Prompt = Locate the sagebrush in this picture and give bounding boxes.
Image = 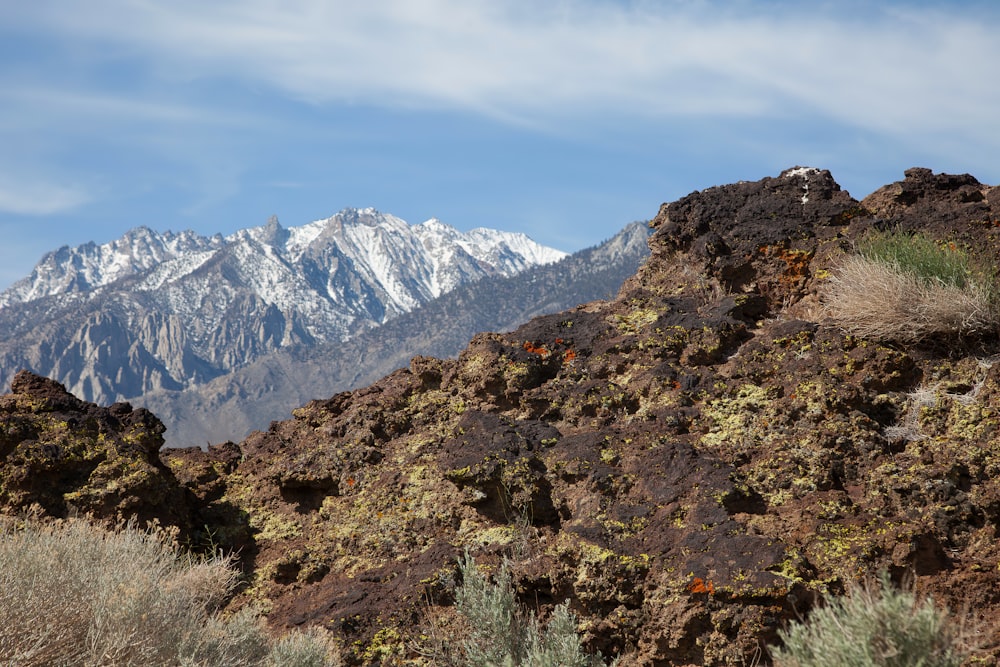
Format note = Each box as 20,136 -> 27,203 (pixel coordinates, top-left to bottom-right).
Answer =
429,551 -> 608,667
771,572 -> 971,667
0,517 -> 340,667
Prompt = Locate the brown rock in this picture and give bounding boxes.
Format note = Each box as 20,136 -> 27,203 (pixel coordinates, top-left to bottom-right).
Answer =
0,370 -> 193,535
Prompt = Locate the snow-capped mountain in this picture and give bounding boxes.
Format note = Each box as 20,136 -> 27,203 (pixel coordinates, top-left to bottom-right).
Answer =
0,209 -> 566,405
140,221 -> 653,447
0,227 -> 225,308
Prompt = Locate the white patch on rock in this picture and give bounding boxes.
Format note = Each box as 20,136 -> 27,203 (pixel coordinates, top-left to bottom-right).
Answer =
784,167 -> 819,204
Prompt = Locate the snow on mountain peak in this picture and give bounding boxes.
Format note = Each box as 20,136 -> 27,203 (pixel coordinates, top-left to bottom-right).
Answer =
417,218 -> 453,232
0,205 -> 596,415
0,226 -> 223,308
0,209 -> 568,330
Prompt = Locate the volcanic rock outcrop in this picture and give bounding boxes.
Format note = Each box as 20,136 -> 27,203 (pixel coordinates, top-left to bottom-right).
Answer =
0,370 -> 194,532
4,167 -> 1000,665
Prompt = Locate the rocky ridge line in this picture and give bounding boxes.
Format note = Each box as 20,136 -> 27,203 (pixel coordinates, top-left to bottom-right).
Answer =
3,167 -> 1000,665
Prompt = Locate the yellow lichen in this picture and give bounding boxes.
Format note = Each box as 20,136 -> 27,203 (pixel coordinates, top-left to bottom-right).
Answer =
610,308 -> 662,334
250,510 -> 302,541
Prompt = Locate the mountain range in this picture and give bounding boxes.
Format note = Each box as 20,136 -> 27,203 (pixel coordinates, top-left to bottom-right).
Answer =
0,209 -> 650,446
139,220 -> 651,446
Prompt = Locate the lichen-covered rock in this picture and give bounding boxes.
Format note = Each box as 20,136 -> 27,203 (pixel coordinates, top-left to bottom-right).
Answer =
0,370 -> 194,534
165,167 -> 1000,665
7,167 -> 1000,665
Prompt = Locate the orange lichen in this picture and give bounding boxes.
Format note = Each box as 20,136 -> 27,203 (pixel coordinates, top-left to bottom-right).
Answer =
688,577 -> 715,594
523,341 -> 551,358
758,244 -> 814,291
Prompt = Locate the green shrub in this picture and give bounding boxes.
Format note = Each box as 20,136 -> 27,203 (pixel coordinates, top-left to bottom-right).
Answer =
822,230 -> 1000,343
856,231 -> 981,289
453,552 -> 608,667
455,552 -> 524,666
0,517 -> 340,667
771,572 -> 969,667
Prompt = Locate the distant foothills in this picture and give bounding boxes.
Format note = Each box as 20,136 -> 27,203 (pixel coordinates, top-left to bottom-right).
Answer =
0,210 -> 651,447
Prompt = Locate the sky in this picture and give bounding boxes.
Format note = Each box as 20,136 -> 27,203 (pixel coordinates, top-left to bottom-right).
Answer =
2,0 -> 1000,291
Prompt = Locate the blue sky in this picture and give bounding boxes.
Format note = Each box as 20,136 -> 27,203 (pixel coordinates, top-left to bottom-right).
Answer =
2,1 -> 999,291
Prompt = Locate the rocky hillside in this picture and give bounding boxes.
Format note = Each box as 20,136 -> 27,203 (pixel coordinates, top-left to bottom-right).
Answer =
0,210 -> 565,406
4,167 -> 1000,665
139,221 -> 651,447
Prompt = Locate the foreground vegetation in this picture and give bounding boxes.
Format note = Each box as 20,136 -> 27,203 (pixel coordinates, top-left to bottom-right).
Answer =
0,487 -> 978,667
771,572 -> 972,667
0,517 -> 610,666
823,230 -> 1000,343
441,554 -> 974,666
448,552 -> 608,667
0,517 -> 338,667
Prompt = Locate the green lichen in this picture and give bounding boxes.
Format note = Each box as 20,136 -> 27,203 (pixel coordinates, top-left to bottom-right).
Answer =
358,626 -> 407,663
599,446 -> 619,465
699,383 -> 781,452
610,308 -> 662,334
804,520 -> 894,581
503,359 -> 532,385
467,523 -> 525,548
250,510 -> 302,542
459,353 -> 493,379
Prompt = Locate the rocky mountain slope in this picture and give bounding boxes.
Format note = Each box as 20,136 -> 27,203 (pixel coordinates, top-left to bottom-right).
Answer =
0,209 -> 565,405
3,167 -> 1000,665
139,221 -> 651,447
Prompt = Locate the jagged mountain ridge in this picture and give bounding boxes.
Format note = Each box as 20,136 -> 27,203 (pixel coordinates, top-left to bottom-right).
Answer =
0,209 -> 566,405
139,221 -> 652,447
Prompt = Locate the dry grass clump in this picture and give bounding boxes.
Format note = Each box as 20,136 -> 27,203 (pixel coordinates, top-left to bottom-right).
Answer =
0,517 -> 340,667
771,572 -> 973,667
822,231 -> 1000,343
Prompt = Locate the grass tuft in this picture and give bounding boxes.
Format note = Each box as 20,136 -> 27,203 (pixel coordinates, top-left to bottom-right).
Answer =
822,231 -> 1000,343
856,231 -> 978,289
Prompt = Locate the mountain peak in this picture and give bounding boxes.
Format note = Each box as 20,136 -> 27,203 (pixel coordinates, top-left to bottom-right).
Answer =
0,209 -> 567,404
332,206 -> 402,228
416,217 -> 453,231
235,215 -> 290,248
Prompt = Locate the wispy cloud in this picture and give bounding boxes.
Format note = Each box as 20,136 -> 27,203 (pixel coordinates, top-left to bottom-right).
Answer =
0,177 -> 90,216
8,1 -> 999,140
0,83 -> 266,143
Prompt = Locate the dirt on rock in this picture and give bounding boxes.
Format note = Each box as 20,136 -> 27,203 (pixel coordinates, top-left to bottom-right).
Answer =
5,166 -> 1000,665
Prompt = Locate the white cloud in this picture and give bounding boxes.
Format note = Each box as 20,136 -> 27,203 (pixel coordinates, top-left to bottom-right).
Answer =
9,0 -> 998,141
0,86 -> 260,131
0,178 -> 90,215
3,0 -> 999,218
